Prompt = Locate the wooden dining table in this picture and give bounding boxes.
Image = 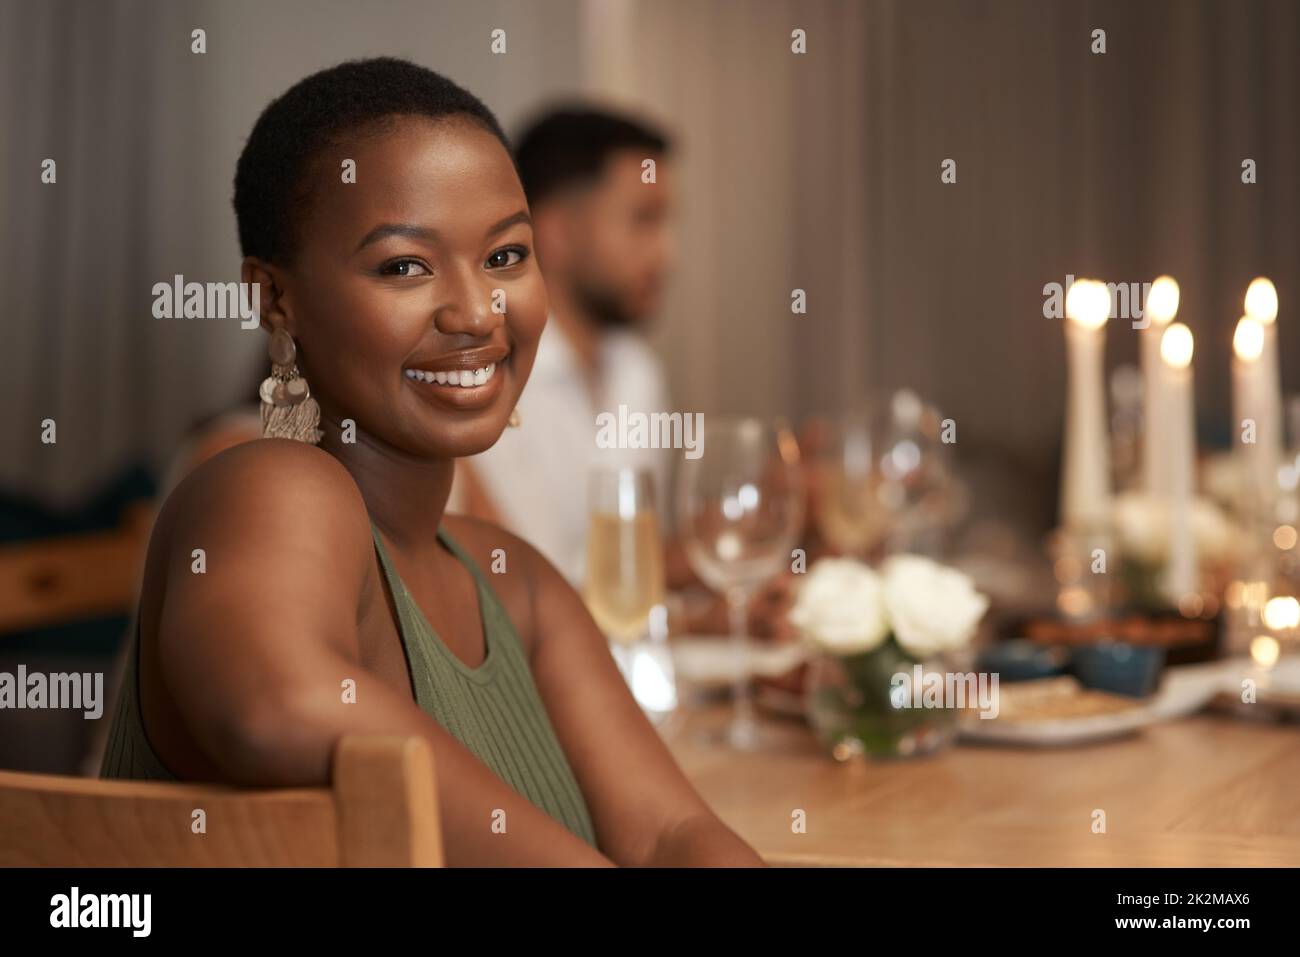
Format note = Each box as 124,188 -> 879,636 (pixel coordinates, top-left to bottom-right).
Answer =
668,704 -> 1300,866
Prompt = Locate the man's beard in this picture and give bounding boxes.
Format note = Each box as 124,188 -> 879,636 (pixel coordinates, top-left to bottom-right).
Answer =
572,277 -> 638,329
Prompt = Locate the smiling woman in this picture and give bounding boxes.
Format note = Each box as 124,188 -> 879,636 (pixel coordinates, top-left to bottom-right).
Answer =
96,57 -> 762,868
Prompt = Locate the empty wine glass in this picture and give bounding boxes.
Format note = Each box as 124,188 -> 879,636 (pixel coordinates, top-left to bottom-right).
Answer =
676,417 -> 804,749
814,411 -> 894,559
878,390 -> 960,556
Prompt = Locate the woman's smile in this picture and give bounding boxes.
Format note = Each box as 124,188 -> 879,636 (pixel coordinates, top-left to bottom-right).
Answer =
402,345 -> 511,412
404,362 -> 496,387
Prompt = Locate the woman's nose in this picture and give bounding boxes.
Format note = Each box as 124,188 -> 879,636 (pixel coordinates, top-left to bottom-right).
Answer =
433,266 -> 504,337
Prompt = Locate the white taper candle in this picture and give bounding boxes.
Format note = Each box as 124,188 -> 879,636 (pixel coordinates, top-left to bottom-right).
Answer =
1233,316 -> 1271,510
1061,279 -> 1112,530
1245,278 -> 1281,508
1161,323 -> 1197,603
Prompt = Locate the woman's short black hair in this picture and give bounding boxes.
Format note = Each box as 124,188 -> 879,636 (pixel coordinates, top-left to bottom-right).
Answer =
233,57 -> 512,265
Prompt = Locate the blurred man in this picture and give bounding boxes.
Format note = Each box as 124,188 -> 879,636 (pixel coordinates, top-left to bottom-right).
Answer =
453,106 -> 676,586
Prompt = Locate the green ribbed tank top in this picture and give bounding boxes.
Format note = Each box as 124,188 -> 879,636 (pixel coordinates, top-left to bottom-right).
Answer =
100,522 -> 597,847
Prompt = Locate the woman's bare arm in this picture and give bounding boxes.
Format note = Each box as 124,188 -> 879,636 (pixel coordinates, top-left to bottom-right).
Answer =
147,441 -> 612,866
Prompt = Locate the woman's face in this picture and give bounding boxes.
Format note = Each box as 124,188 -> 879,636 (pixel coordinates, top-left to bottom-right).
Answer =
274,115 -> 547,459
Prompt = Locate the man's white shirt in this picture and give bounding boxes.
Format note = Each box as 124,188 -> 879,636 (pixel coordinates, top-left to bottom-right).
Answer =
453,319 -> 672,585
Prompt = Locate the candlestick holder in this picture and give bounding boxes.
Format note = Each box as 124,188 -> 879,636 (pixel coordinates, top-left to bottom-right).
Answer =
1048,521 -> 1115,621
1221,458 -> 1300,659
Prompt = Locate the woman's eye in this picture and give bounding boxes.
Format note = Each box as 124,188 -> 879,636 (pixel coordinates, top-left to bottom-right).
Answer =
485,246 -> 528,269
380,258 -> 431,277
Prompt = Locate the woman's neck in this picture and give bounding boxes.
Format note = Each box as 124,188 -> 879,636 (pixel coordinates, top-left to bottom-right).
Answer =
317,414 -> 454,555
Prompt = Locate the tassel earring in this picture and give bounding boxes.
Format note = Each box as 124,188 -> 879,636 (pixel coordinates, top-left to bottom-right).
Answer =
260,328 -> 322,444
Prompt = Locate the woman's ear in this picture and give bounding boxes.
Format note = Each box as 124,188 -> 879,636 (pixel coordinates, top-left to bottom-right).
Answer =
241,257 -> 294,335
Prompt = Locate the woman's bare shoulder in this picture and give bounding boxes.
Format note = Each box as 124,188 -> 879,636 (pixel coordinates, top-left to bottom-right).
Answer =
152,438 -> 374,576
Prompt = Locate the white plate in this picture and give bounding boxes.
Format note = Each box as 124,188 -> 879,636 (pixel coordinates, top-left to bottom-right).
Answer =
960,701 -> 1155,746
959,660 -> 1237,747
671,637 -> 808,686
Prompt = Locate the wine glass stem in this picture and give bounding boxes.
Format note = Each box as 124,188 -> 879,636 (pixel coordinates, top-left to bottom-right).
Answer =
726,586 -> 755,740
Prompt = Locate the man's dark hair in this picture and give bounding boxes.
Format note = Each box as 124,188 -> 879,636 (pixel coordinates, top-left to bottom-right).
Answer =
233,57 -> 511,264
513,106 -> 671,208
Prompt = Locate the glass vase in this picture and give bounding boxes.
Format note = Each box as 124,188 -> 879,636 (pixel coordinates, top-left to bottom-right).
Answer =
805,637 -> 958,760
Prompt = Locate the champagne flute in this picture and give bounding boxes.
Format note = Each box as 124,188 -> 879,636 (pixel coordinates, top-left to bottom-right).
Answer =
584,467 -> 677,724
676,417 -> 804,749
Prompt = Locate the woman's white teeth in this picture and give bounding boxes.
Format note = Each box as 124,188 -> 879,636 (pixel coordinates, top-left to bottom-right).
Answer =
404,362 -> 496,387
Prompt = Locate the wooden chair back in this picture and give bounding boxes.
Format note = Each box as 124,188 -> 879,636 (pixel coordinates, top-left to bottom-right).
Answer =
0,735 -> 443,866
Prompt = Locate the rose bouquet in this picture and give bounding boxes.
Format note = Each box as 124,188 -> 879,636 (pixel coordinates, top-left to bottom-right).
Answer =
790,555 -> 989,759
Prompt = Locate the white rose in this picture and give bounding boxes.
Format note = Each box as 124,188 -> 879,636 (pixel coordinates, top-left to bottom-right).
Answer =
1191,497 -> 1239,563
789,558 -> 890,655
1113,491 -> 1239,564
1113,492 -> 1166,563
882,554 -> 988,658
1200,452 -> 1241,510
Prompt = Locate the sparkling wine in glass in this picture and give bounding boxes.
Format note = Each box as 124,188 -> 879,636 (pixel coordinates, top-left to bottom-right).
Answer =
584,467 -> 676,724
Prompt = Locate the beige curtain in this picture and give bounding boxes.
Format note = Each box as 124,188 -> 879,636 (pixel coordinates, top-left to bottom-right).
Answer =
580,0 -> 1300,530
580,0 -> 871,421
0,0 -> 242,509
0,0 -> 585,509
5,0 -> 1299,533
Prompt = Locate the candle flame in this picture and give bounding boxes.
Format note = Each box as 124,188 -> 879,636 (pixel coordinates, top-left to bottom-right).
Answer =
1245,277 -> 1278,325
1161,322 -> 1194,368
1147,276 -> 1180,325
1262,595 -> 1300,630
1233,316 -> 1265,361
1250,635 -> 1280,668
1066,279 -> 1109,329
